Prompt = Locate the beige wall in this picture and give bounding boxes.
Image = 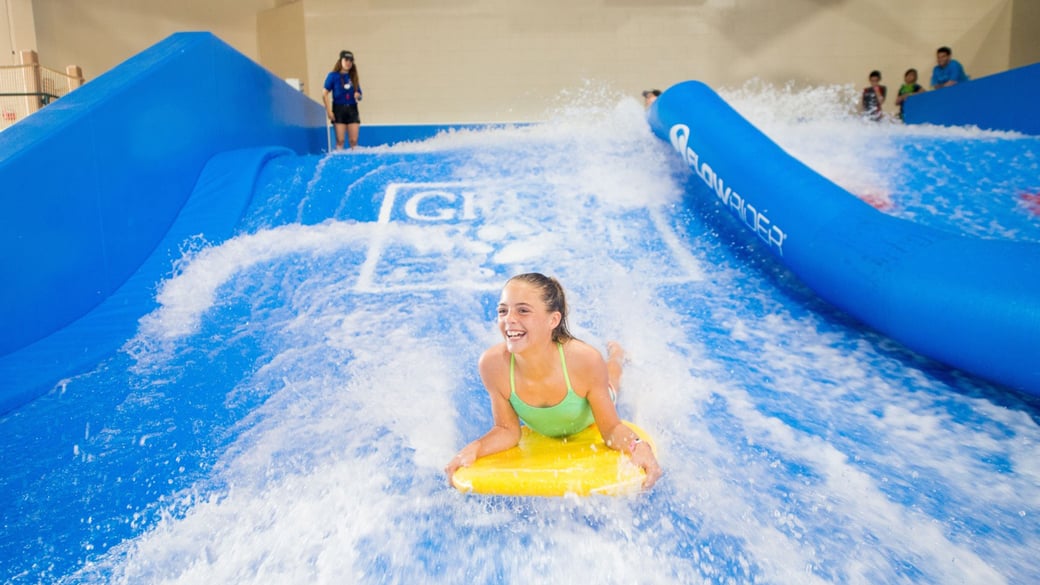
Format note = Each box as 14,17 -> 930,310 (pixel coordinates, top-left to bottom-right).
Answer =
0,2 -> 11,64
299,0 -> 1020,123
257,1 -> 308,91
30,0 -> 275,77
1011,0 -> 1040,68
18,0 -> 1040,123
2,0 -> 37,65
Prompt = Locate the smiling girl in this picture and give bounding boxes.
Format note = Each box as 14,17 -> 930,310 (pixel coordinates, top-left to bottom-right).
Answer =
445,273 -> 662,489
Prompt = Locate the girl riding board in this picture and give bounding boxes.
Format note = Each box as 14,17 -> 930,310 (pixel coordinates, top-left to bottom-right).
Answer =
445,273 -> 663,489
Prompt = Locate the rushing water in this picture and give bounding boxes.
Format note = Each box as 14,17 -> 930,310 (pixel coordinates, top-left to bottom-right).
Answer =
2,83 -> 1039,584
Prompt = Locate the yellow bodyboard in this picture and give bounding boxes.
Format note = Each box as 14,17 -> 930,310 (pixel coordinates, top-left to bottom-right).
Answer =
451,421 -> 655,497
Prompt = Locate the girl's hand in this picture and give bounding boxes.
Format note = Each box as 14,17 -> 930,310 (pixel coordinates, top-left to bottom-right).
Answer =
444,444 -> 479,483
630,442 -> 663,489
355,91 -> 362,102
326,110 -> 335,122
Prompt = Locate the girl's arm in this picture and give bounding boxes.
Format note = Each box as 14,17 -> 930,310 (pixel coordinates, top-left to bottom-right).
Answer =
445,348 -> 522,477
322,89 -> 334,121
578,344 -> 663,488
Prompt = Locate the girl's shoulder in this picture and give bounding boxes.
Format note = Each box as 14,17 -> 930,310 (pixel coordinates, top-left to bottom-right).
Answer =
478,343 -> 511,397
478,343 -> 510,371
561,339 -> 605,369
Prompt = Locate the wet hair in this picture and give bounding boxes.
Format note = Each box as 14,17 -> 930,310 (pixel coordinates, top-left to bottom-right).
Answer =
506,273 -> 574,343
937,46 -> 952,56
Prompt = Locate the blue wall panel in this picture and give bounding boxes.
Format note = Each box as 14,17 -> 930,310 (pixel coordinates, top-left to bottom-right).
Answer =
0,32 -> 326,359
358,123 -> 527,147
0,147 -> 293,414
904,62 -> 1040,135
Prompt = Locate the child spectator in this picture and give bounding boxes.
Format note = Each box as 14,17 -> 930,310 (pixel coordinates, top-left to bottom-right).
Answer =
861,70 -> 886,121
895,68 -> 926,120
642,89 -> 661,108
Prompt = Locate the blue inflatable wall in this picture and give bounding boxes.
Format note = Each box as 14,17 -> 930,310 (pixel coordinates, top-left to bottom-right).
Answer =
904,62 -> 1040,135
0,32 -> 326,413
357,123 -> 522,147
649,81 -> 1040,396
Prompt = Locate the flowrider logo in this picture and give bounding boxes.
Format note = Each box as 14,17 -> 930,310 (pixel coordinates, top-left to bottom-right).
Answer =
669,124 -> 787,256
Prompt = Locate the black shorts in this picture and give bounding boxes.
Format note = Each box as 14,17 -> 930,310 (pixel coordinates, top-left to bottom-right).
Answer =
332,103 -> 360,125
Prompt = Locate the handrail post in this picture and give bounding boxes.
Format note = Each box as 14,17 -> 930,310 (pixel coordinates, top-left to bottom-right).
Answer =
65,65 -> 84,91
19,49 -> 41,113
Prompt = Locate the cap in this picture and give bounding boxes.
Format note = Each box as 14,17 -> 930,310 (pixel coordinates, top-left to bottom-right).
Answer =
340,50 -> 354,60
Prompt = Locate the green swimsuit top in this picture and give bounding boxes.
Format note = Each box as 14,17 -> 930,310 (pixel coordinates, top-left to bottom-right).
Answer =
508,343 -> 595,437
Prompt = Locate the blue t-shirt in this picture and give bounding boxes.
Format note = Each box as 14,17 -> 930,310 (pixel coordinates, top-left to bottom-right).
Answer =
324,71 -> 361,105
931,60 -> 969,88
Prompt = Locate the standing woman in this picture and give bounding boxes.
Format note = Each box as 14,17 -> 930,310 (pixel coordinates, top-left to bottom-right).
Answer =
323,50 -> 363,150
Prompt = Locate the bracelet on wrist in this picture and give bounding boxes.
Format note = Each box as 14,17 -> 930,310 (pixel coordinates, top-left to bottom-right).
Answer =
627,437 -> 643,454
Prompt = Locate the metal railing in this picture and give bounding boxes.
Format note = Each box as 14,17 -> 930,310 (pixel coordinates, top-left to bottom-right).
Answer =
1,54 -> 85,131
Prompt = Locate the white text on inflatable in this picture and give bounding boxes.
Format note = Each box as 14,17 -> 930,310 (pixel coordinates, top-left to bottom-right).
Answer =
669,124 -> 787,255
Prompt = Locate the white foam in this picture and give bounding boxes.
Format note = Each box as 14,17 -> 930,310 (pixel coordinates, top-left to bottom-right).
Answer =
75,83 -> 1040,584
718,79 -> 1034,213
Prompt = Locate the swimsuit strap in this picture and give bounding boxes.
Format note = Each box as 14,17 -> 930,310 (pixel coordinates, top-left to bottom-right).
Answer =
557,342 -> 574,392
509,342 -> 573,397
